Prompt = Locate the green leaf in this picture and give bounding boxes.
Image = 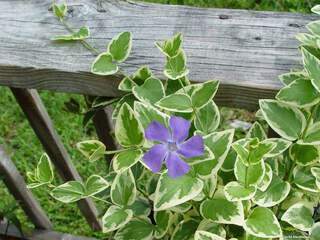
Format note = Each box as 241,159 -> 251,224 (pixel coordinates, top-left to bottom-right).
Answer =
263,138 -> 291,158
197,219 -> 226,237
195,100 -> 220,135
115,103 -> 144,147
279,72 -> 308,85
202,174 -> 217,198
51,181 -> 84,203
102,205 -> 133,233
53,2 -> 67,19
234,157 -> 265,187
172,219 -> 198,240
246,122 -> 267,141
224,181 -> 256,202
155,32 -> 183,58
118,66 -> 153,92
132,77 -> 165,105
184,146 -> 214,165
153,172 -> 203,211
112,94 -> 135,120
154,211 -> 172,239
112,149 -> 142,172
85,175 -> 110,197
296,33 -> 319,47
289,143 -> 319,166
164,50 -> 189,80
293,166 -> 319,193
307,20 -> 320,36
200,197 -> 244,226
191,80 -> 219,109
253,174 -> 290,207
310,222 -> 320,240
129,196 -> 151,217
91,53 -> 118,75
107,32 -> 132,62
221,149 -> 237,172
114,218 -> 154,240
244,207 -> 282,238
53,26 -> 90,41
257,163 -> 273,191
76,140 -> 106,162
300,122 -> 320,145
232,140 -> 249,165
312,5 -> 320,14
276,78 -> 319,107
156,93 -> 193,113
301,46 -> 320,92
111,169 -> 136,206
194,129 -> 234,177
36,153 -> 54,183
281,203 -> 314,232
259,99 -> 306,141
311,167 -> 320,189
247,141 -> 275,165
134,101 -> 168,129
195,231 -> 225,240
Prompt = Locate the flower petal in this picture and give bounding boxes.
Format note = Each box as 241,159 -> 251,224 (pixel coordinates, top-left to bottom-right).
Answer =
143,144 -> 167,173
165,151 -> 190,178
169,116 -> 191,142
145,121 -> 170,142
177,135 -> 204,158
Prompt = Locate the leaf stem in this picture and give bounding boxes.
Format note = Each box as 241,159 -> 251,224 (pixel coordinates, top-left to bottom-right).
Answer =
60,20 -> 100,56
91,196 -> 112,205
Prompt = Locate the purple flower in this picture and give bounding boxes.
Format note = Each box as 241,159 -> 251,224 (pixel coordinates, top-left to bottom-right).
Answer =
143,116 -> 204,178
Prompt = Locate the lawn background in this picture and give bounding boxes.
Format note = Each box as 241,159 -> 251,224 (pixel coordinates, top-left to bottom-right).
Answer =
0,0 -> 318,238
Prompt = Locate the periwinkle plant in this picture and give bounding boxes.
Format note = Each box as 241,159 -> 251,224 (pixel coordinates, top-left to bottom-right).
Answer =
27,2 -> 320,240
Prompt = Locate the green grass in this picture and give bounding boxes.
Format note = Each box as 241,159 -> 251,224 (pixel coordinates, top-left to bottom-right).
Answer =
142,0 -> 318,13
0,0 -> 317,238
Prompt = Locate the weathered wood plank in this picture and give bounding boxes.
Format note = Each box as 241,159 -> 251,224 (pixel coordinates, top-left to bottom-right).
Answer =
0,0 -> 316,110
0,146 -> 52,230
0,223 -> 96,240
10,88 -> 102,231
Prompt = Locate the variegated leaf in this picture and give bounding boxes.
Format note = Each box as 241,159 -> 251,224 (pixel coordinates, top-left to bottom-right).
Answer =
107,32 -> 132,62
164,49 -> 189,80
115,103 -> 144,147
191,80 -> 219,109
171,219 -> 199,240
234,157 -> 265,187
114,218 -> 154,240
112,149 -> 142,173
156,93 -> 193,113
111,169 -> 137,206
253,174 -> 290,207
51,181 -> 84,203
194,129 -> 234,177
85,175 -> 110,197
224,181 -> 256,202
195,100 -> 220,135
281,203 -> 314,232
132,77 -> 165,105
154,211 -> 172,239
244,207 -> 282,238
200,197 -> 244,226
153,172 -> 203,211
259,100 -> 306,141
293,166 -> 319,193
102,205 -> 133,233
289,143 -> 319,166
76,140 -> 106,162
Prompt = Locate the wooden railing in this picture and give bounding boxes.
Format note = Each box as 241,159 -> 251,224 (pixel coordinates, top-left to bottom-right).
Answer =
0,0 -> 316,239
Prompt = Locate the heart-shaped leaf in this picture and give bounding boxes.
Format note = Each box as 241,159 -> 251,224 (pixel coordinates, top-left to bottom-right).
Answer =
244,207 -> 282,238
132,77 -> 165,104
76,140 -> 106,162
91,52 -> 118,75
112,149 -> 142,172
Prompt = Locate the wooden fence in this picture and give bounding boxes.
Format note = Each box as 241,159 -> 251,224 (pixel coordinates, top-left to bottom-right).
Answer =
0,0 -> 316,239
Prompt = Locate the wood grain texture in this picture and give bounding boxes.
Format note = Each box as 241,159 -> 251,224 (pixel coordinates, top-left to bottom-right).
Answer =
0,0 -> 316,110
10,88 -> 102,231
0,146 -> 52,230
0,223 -> 96,240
